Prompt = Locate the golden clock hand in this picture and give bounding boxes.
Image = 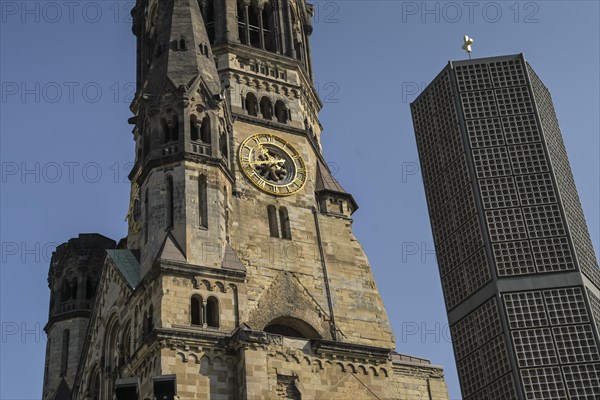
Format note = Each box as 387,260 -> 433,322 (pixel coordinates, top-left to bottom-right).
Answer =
257,144 -> 270,158
249,159 -> 286,166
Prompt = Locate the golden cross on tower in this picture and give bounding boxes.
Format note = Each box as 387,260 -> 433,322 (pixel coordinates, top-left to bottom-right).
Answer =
462,35 -> 474,59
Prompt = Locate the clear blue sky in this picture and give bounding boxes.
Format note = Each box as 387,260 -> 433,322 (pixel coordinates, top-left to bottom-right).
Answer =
1,1 -> 599,399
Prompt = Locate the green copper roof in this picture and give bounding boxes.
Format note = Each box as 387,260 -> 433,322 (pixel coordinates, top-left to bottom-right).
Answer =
106,249 -> 141,289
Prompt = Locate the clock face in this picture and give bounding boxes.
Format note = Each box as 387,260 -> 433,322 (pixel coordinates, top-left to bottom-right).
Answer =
239,134 -> 307,196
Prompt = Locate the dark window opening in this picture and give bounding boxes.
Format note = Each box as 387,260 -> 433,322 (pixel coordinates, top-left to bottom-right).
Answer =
166,177 -> 174,229
245,93 -> 258,116
89,369 -> 100,400
264,317 -> 322,340
248,6 -> 260,48
268,205 -> 279,238
162,114 -> 179,143
237,1 -> 247,45
190,115 -> 200,141
275,100 -> 288,124
279,207 -> 292,240
85,277 -> 97,299
260,97 -> 273,120
198,175 -> 208,229
61,277 -> 78,302
206,296 -> 219,328
264,324 -> 306,339
200,0 -> 216,44
178,36 -> 187,51
201,116 -> 211,143
144,305 -> 154,337
191,295 -> 203,326
60,329 -> 70,376
262,5 -> 276,52
219,131 -> 228,159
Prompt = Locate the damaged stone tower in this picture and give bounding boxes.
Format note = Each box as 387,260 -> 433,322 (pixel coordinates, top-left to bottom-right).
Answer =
42,1 -> 450,399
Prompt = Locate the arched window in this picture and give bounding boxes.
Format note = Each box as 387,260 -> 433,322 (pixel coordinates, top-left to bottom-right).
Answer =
166,176 -> 174,229
121,323 -> 132,363
61,279 -> 70,302
200,0 -> 216,44
206,297 -> 219,328
104,319 -> 120,396
61,276 -> 77,302
200,116 -> 211,143
70,277 -> 78,300
219,131 -> 228,159
237,0 -> 278,53
170,115 -> 179,142
144,189 -> 150,244
146,305 -> 154,334
268,205 -> 279,238
260,97 -> 273,120
85,276 -> 97,299
178,36 -> 187,51
44,336 -> 51,384
161,118 -> 170,144
88,366 -> 100,400
245,93 -> 258,116
247,5 -> 260,48
198,175 -> 208,229
279,207 -> 291,240
237,1 -> 247,45
60,329 -> 70,376
275,100 -> 288,123
264,317 -> 321,339
190,115 -> 200,141
162,114 -> 179,143
191,295 -> 203,326
262,4 -> 276,52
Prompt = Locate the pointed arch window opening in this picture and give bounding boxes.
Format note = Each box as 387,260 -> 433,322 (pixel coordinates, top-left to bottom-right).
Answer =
191,295 -> 203,326
177,36 -> 188,51
190,115 -> 200,142
268,206 -> 292,240
237,1 -> 248,45
198,175 -> 208,229
279,207 -> 292,240
268,205 -> 279,238
219,131 -> 229,160
143,305 -> 154,338
237,1 -> 279,53
85,276 -> 97,299
206,296 -> 220,328
262,4 -> 277,52
190,295 -> 219,328
144,189 -> 150,244
60,329 -> 70,377
199,0 -> 216,44
201,116 -> 211,143
275,100 -> 289,124
260,96 -> 273,120
88,367 -> 100,400
166,176 -> 174,230
245,93 -> 259,117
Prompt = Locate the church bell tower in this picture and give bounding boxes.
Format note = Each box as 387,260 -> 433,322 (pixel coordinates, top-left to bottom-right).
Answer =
56,1 -> 451,399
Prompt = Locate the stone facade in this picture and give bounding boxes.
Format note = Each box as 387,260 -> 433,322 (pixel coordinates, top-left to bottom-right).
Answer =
42,1 -> 450,399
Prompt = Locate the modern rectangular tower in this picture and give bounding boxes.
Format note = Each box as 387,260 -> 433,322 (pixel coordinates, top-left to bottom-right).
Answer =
411,54 -> 600,399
